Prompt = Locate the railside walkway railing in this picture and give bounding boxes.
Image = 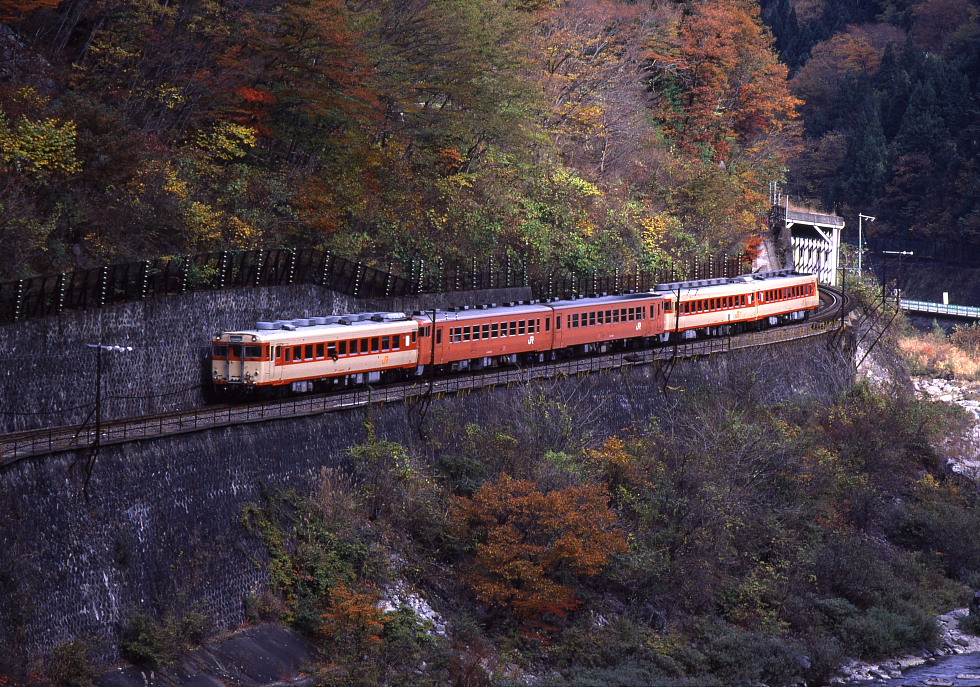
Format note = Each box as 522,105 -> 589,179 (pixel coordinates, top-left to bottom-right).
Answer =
900,299 -> 980,320
0,249 -> 749,325
0,320 -> 838,464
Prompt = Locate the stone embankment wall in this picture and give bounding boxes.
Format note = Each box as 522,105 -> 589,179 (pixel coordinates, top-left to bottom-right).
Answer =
0,285 -> 530,433
0,333 -> 853,664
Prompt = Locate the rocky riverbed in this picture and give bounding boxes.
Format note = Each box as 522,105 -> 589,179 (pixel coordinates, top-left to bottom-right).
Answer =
836,609 -> 980,684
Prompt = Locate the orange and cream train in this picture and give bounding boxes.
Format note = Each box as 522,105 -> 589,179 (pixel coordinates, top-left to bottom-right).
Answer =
210,269 -> 819,395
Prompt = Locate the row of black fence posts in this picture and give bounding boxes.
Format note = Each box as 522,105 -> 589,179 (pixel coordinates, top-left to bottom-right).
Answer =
0,249 -> 748,325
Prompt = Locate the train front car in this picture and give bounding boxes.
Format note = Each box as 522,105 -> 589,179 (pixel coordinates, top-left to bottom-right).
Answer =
657,269 -> 819,340
210,312 -> 420,395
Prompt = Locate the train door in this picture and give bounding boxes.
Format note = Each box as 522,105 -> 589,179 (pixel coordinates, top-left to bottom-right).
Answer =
226,343 -> 243,383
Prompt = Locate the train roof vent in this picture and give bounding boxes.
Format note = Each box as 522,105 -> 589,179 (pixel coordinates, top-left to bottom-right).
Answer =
293,319 -> 311,327
281,323 -> 297,331
489,302 -> 497,308
256,321 -> 276,330
323,316 -> 341,324
310,317 -> 327,325
370,312 -> 408,322
338,316 -> 355,325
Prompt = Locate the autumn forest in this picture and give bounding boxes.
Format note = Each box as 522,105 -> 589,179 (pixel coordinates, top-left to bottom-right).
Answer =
0,0 -> 798,283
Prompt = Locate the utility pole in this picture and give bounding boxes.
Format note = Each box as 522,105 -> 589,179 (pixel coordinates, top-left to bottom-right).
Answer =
881,250 -> 913,305
858,213 -> 875,275
73,343 -> 133,498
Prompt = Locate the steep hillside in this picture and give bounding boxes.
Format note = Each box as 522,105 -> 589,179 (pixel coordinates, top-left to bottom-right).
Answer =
0,0 -> 799,280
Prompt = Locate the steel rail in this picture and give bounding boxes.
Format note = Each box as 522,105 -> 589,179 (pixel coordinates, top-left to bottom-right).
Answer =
0,302 -> 845,465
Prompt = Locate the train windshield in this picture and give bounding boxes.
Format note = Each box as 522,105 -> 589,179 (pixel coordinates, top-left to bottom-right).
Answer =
212,344 -> 228,358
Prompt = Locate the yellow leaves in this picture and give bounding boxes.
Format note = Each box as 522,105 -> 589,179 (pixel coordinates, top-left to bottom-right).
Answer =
570,104 -> 605,133
551,169 -> 601,197
186,201 -> 223,246
195,122 -> 258,161
162,165 -> 189,198
228,216 -> 261,248
0,112 -> 81,177
640,213 -> 683,253
155,84 -> 186,110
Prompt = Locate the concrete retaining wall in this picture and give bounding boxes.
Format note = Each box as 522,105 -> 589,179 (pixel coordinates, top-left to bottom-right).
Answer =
0,286 -> 531,433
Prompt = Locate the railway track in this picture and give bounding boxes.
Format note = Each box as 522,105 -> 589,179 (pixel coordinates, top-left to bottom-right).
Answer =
0,288 -> 850,465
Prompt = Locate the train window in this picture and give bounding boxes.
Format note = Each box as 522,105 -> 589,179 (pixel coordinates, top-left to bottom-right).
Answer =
212,344 -> 228,358
339,341 -> 347,356
509,322 -> 517,336
327,343 -> 337,359
382,336 -> 390,351
368,337 -> 377,353
284,348 -> 292,362
491,323 -> 499,337
437,329 -> 443,344
395,336 -> 403,349
613,310 -> 620,323
274,345 -> 281,361
302,345 -> 311,360
545,318 -> 550,332
450,327 -> 461,343
571,314 -> 578,327
482,324 -> 490,339
316,343 -> 325,358
517,321 -> 524,335
244,345 -> 262,359
462,327 -> 470,342
291,346 -> 300,360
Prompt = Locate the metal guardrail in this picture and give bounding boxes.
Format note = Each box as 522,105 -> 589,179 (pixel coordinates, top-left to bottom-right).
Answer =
900,299 -> 980,320
0,320 -> 838,464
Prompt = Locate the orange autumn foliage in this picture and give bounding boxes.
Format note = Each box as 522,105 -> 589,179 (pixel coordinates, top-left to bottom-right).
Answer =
646,0 -> 800,163
453,474 -> 628,628
320,582 -> 391,651
0,0 -> 62,22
